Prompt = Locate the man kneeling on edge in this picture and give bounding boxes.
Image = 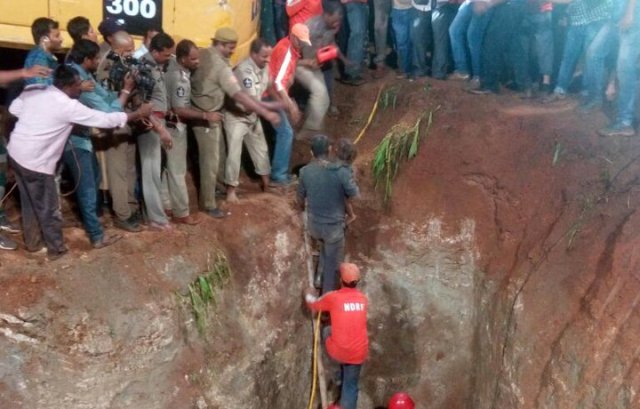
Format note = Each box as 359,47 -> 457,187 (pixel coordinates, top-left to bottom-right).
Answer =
7,65 -> 152,260
304,262 -> 369,409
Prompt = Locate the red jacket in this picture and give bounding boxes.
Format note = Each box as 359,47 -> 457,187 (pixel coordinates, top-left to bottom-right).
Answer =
269,36 -> 301,93
308,287 -> 369,364
286,0 -> 323,28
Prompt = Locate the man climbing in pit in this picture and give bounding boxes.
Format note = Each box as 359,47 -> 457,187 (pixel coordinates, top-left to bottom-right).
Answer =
297,134 -> 359,294
304,262 -> 369,409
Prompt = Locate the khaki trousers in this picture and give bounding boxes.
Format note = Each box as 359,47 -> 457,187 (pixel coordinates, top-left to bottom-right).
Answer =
161,124 -> 190,217
105,140 -> 138,221
193,123 -> 226,210
295,66 -> 330,131
223,117 -> 271,187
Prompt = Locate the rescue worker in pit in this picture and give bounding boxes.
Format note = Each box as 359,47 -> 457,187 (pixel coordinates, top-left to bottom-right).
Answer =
162,39 -> 222,224
297,134 -> 359,295
190,27 -> 280,219
304,262 -> 369,409
223,38 -> 276,203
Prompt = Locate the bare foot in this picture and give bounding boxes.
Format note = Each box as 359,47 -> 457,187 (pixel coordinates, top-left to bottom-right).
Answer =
226,191 -> 239,203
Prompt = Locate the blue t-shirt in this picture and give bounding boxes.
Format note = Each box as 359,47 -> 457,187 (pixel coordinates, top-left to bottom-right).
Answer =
24,46 -> 58,86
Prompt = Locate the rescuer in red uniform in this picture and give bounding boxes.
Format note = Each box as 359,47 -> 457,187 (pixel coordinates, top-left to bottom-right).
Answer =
305,262 -> 369,409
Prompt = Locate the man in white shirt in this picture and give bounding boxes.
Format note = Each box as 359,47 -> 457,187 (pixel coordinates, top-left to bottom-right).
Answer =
8,65 -> 151,260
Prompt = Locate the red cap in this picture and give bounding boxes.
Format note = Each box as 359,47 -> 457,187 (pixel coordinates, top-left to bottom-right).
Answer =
339,262 -> 360,283
388,392 -> 415,409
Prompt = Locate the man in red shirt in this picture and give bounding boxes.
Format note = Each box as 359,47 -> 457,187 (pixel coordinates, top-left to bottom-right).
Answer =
268,23 -> 311,185
305,262 -> 369,409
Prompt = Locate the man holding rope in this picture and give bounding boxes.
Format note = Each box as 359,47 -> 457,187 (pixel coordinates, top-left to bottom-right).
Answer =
304,262 -> 369,409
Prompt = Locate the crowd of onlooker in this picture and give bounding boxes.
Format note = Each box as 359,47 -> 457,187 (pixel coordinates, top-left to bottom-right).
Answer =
0,0 -> 638,260
262,0 -> 639,133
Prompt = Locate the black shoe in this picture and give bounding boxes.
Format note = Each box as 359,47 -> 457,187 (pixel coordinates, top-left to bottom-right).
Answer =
114,216 -> 142,233
339,76 -> 365,86
48,248 -> 68,261
205,208 -> 229,219
0,234 -> 17,250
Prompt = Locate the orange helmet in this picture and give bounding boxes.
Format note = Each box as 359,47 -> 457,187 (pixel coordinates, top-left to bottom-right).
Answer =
339,262 -> 360,283
388,392 -> 415,409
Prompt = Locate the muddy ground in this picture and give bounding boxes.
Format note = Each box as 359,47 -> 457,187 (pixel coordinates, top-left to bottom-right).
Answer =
2,72 -> 640,409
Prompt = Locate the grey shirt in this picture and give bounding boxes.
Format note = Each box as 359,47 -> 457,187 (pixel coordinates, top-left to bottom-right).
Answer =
297,160 -> 359,224
165,58 -> 192,110
142,52 -> 168,112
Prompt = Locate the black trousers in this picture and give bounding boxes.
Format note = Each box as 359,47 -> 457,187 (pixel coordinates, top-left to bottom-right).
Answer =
431,3 -> 459,79
481,1 -> 528,91
10,157 -> 66,255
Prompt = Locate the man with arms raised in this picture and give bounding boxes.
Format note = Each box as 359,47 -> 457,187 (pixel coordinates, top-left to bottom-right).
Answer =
7,65 -> 151,260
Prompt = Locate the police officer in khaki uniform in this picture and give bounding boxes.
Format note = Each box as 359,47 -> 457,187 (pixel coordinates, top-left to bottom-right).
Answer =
223,39 -> 274,203
190,27 -> 280,218
138,32 -> 174,230
164,39 -> 223,224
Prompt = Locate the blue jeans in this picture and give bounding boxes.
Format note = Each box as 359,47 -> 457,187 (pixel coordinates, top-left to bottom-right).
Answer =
309,220 -> 345,294
270,109 -> 293,182
554,20 -> 605,93
410,8 -> 433,76
62,147 -> 103,243
391,8 -> 413,74
615,21 -> 640,126
449,1 -> 492,77
345,2 -> 369,78
583,21 -> 618,104
339,364 -> 362,409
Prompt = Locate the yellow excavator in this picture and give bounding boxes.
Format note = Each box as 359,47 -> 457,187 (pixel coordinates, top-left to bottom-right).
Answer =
0,0 -> 259,61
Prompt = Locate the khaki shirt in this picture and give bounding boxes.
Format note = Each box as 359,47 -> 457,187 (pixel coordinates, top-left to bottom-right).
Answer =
190,47 -> 242,112
226,56 -> 270,121
165,58 -> 192,110
141,52 -> 169,113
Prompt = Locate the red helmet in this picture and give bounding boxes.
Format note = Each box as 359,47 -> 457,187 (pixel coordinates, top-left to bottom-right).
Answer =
327,404 -> 341,409
388,392 -> 415,409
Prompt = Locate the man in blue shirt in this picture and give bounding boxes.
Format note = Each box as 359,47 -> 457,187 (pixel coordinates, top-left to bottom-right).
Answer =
24,17 -> 63,87
63,39 -> 135,249
297,134 -> 360,294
